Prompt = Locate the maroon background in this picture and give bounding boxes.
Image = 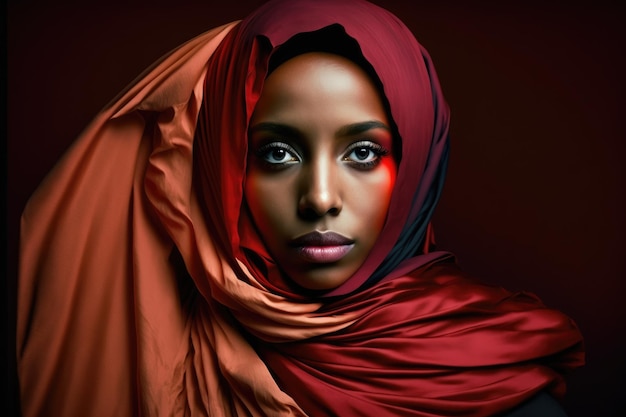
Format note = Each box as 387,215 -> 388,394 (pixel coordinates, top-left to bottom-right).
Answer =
6,1 -> 625,416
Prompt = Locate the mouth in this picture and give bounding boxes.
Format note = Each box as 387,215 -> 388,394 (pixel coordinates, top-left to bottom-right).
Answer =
289,231 -> 355,263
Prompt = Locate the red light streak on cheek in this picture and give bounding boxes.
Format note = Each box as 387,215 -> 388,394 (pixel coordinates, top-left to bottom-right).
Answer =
366,157 -> 398,233
381,157 -> 398,197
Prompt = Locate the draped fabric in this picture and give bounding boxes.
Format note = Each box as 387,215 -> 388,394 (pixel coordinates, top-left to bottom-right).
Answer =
17,1 -> 583,416
195,0 -> 450,298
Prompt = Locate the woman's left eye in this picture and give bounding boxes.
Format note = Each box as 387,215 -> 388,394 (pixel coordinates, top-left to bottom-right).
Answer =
343,141 -> 389,167
347,147 -> 377,163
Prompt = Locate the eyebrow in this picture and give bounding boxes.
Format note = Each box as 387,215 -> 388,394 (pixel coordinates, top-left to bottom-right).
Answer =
248,120 -> 390,137
248,122 -> 301,138
336,120 -> 391,137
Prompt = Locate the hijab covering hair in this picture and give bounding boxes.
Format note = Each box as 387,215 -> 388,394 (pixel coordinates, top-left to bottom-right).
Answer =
194,0 -> 451,298
17,0 -> 584,416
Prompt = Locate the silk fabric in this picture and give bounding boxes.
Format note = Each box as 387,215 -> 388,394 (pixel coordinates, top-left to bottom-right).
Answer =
18,1 -> 583,416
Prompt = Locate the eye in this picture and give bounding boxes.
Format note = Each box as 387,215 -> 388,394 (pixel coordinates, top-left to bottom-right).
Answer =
256,142 -> 300,166
343,141 -> 389,169
348,147 -> 377,163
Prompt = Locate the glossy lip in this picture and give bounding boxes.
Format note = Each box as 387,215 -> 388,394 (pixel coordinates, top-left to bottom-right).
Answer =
289,231 -> 355,263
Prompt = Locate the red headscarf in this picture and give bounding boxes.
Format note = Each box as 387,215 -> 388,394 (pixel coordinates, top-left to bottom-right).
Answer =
18,1 -> 583,416
195,0 -> 450,298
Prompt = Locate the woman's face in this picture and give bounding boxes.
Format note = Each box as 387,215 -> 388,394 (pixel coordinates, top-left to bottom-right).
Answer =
245,52 -> 397,291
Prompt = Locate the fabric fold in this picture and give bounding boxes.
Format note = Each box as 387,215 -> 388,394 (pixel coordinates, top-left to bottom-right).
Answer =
18,1 -> 583,416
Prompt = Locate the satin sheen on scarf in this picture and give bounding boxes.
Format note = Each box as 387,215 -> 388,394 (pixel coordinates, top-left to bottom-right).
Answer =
18,1 -> 583,416
196,0 -> 448,298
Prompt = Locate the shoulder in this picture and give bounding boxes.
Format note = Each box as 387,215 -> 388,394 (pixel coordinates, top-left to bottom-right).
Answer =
500,392 -> 569,417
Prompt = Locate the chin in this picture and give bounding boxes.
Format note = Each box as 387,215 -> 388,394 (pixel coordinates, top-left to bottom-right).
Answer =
288,266 -> 356,291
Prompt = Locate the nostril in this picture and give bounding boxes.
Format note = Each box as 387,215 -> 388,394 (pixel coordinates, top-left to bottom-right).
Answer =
297,202 -> 341,220
298,205 -> 321,221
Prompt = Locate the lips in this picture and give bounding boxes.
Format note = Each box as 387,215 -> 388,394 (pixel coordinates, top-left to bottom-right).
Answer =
289,231 -> 355,263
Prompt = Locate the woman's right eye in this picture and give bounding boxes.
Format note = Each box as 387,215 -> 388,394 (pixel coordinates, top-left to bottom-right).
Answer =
256,142 -> 300,166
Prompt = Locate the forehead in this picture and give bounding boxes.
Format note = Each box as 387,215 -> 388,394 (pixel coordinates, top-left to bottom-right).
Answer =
255,52 -> 385,114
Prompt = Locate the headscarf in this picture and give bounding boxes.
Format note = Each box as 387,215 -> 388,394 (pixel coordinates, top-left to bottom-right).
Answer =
17,1 -> 583,416
194,0 -> 450,298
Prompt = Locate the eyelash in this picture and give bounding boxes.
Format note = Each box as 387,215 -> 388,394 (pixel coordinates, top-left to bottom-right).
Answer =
256,142 -> 301,169
254,140 -> 390,170
343,141 -> 389,169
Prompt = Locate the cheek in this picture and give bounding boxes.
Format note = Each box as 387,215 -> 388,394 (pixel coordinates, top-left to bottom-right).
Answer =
363,160 -> 397,229
244,172 -> 290,237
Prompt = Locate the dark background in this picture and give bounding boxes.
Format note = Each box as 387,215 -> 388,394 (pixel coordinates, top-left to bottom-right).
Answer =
6,1 -> 625,416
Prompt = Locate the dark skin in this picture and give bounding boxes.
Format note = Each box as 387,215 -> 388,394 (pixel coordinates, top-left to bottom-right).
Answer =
245,52 -> 397,290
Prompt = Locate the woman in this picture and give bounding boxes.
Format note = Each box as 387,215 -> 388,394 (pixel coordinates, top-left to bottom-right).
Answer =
17,0 -> 584,416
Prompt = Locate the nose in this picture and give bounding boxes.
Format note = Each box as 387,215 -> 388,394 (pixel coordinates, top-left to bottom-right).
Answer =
297,157 -> 343,219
